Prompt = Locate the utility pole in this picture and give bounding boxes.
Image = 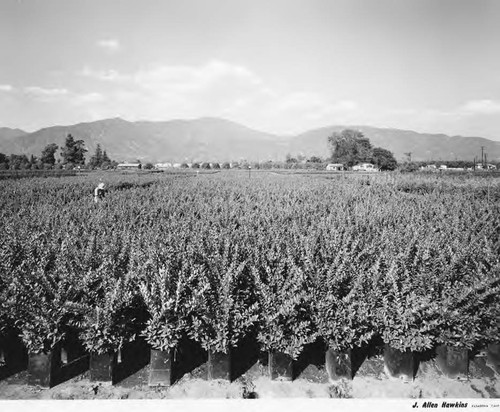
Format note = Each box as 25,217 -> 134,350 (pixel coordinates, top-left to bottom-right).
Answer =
481,146 -> 485,167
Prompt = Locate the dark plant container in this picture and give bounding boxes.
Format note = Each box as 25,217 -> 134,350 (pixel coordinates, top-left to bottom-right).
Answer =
383,344 -> 415,381
269,351 -> 293,380
149,349 -> 172,386
28,346 -> 61,387
292,340 -> 329,382
0,332 -> 28,380
325,348 -> 352,380
207,349 -> 230,381
486,343 -> 500,375
435,345 -> 468,379
89,352 -> 116,384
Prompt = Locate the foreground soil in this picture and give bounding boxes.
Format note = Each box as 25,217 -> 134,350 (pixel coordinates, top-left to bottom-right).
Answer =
0,355 -> 499,399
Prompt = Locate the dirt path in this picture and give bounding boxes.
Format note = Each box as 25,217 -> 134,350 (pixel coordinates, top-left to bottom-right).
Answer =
0,355 -> 498,399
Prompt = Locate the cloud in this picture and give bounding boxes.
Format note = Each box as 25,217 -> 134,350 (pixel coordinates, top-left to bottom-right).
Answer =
23,86 -> 106,108
24,86 -> 69,99
79,66 -> 128,82
73,60 -> 366,133
0,84 -> 13,92
272,92 -> 358,125
71,92 -> 105,105
97,39 -> 121,52
133,60 -> 262,95
461,99 -> 500,115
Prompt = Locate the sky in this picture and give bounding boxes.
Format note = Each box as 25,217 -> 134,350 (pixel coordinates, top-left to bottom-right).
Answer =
1,0 -> 500,139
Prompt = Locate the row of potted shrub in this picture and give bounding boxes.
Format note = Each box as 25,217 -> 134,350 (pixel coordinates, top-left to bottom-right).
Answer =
1,173 -> 499,386
1,233 -> 498,386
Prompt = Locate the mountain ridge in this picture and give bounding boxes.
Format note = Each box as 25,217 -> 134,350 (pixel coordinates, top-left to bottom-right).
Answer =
1,117 -> 499,163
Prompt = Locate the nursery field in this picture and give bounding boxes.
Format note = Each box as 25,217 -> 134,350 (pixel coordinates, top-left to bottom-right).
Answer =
0,170 -> 500,398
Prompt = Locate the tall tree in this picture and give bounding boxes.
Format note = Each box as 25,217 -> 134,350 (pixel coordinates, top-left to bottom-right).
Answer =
328,129 -> 372,167
102,150 -> 110,163
40,143 -> 58,166
9,154 -> 30,170
372,147 -> 398,171
0,153 -> 9,169
89,144 -> 104,168
61,134 -> 86,166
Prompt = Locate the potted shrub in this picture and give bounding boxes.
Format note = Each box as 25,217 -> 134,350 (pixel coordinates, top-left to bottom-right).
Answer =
9,245 -> 83,387
187,247 -> 259,381
311,229 -> 382,381
0,266 -> 15,376
315,270 -> 379,381
433,273 -> 500,379
432,241 -> 500,379
377,258 -> 440,381
252,251 -> 317,380
0,276 -> 27,379
139,256 -> 205,386
72,274 -> 143,384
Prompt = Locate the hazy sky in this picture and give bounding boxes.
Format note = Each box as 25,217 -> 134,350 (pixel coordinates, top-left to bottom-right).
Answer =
1,0 -> 500,139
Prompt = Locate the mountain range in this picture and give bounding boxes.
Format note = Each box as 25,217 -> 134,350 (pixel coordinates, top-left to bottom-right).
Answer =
1,117 -> 499,163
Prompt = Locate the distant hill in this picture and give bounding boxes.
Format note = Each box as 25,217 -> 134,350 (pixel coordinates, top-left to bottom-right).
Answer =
0,117 -> 288,163
1,118 -> 499,162
0,127 -> 27,142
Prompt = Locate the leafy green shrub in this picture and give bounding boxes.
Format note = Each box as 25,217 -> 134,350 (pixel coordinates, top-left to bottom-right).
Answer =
253,251 -> 316,359
188,242 -> 259,353
9,240 -> 82,354
70,275 -> 143,355
138,242 -> 206,351
314,264 -> 379,352
432,239 -> 500,349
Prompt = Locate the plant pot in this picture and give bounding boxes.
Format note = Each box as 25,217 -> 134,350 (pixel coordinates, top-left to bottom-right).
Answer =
269,351 -> 293,381
149,349 -> 172,386
207,349 -> 230,381
325,348 -> 352,380
0,332 -> 28,380
486,343 -> 500,375
89,352 -> 116,384
28,346 -> 61,387
383,344 -> 415,381
435,345 -> 468,379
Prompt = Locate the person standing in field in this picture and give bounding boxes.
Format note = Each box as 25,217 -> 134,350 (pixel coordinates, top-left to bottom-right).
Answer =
94,182 -> 106,203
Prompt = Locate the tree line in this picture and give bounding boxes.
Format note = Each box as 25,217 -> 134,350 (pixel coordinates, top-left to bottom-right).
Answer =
0,134 -> 116,170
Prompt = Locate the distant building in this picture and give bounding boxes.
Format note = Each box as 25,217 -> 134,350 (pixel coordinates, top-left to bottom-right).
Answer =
155,162 -> 173,169
326,163 -> 344,171
352,163 -> 378,172
117,163 -> 141,170
476,163 -> 497,170
420,164 -> 437,170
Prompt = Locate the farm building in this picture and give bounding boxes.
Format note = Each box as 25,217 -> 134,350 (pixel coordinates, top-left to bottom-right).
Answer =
420,164 -> 438,171
353,163 -> 378,172
326,163 -> 344,171
476,163 -> 497,170
117,163 -> 142,170
155,163 -> 173,169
